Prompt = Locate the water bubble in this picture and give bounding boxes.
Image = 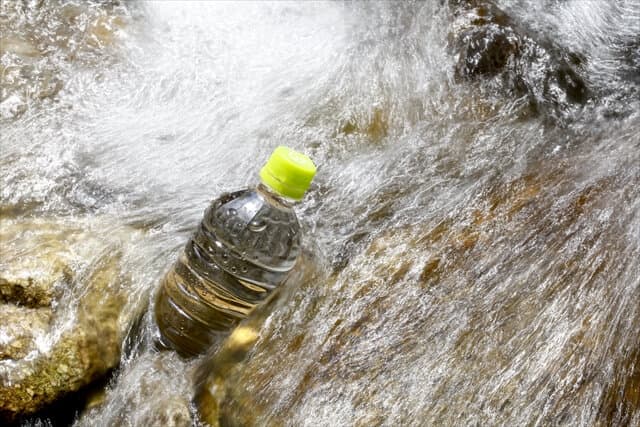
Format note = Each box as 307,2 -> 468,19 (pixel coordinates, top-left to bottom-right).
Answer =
249,219 -> 267,232
227,208 -> 237,217
230,222 -> 242,236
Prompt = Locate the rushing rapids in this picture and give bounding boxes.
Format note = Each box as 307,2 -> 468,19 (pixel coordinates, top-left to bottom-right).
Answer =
1,1 -> 638,426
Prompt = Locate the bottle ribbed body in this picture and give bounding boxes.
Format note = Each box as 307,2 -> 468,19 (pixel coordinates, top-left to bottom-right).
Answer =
155,185 -> 301,357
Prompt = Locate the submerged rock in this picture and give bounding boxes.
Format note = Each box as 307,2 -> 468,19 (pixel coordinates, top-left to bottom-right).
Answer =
0,0 -> 132,119
195,325 -> 259,427
194,253 -> 321,427
75,351 -> 195,427
197,153 -> 640,426
449,0 -> 589,122
0,217 -> 132,423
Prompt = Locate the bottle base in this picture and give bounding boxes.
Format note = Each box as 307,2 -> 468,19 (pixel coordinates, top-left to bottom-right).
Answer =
154,282 -> 227,358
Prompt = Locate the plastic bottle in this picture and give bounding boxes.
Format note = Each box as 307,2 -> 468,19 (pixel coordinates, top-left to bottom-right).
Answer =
154,146 -> 316,357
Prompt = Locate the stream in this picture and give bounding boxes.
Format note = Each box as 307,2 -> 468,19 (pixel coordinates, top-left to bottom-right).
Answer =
1,1 -> 639,426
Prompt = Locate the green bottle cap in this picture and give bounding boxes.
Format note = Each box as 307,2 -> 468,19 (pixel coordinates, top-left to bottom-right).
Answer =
259,146 -> 316,201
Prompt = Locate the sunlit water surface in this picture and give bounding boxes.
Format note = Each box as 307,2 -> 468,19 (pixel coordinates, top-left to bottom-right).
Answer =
1,1 -> 639,426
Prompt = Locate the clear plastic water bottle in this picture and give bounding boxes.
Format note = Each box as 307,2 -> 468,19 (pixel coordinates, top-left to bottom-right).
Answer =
154,146 -> 316,357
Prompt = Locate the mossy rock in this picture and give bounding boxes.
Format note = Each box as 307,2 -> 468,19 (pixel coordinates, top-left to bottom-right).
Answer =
0,217 -> 131,423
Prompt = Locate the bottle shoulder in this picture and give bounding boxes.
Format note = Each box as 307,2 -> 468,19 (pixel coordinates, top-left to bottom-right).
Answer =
201,187 -> 301,252
209,187 -> 299,223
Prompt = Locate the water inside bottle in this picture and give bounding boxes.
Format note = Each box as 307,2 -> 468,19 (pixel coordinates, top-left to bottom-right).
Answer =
155,185 -> 301,357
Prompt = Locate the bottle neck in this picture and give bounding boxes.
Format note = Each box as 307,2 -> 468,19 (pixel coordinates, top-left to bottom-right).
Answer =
256,183 -> 297,209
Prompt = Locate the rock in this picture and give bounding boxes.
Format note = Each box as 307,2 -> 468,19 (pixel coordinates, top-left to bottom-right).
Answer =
197,160 -> 640,425
0,0 -> 133,119
194,254 -> 321,427
86,14 -> 127,49
337,108 -> 389,144
195,326 -> 260,427
0,36 -> 41,58
0,217 -> 132,423
455,22 -> 520,78
0,305 -> 51,361
146,399 -> 192,427
0,95 -> 28,119
449,0 -> 589,122
76,352 -> 194,427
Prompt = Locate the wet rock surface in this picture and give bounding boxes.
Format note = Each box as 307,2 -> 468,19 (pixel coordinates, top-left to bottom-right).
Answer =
0,217 -> 131,423
75,351 -> 195,427
202,150 -> 640,425
450,0 -> 590,122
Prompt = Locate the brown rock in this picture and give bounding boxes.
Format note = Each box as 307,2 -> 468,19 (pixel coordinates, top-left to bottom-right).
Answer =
0,0 -> 133,119
197,160 -> 639,425
0,217 -> 131,423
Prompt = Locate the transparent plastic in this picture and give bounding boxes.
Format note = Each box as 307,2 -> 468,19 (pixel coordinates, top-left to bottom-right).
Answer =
154,183 -> 301,357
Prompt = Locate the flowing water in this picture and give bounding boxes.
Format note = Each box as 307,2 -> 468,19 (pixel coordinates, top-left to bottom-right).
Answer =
1,0 -> 639,426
